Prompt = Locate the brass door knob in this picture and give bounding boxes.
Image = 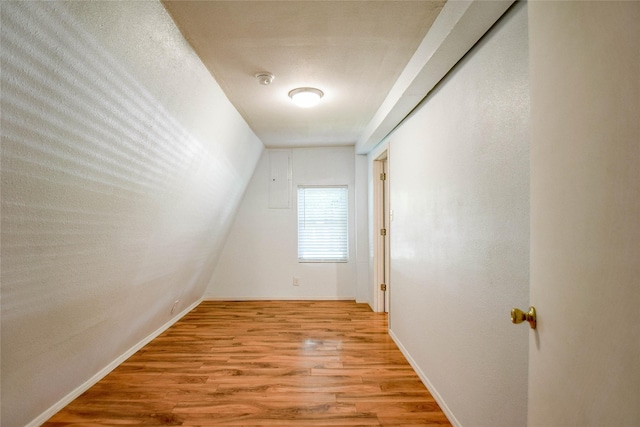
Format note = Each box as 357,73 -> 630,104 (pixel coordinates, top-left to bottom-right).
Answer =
511,306 -> 536,329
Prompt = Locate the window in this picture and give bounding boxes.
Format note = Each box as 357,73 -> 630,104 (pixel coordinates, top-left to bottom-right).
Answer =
297,186 -> 348,262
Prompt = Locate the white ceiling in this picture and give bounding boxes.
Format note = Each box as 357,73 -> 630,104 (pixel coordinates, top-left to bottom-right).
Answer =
162,1 -> 446,149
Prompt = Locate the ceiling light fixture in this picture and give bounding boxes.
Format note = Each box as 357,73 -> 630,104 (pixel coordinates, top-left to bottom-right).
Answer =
288,87 -> 324,108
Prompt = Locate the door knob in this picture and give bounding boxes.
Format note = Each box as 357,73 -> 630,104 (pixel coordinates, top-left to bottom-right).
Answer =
511,306 -> 536,329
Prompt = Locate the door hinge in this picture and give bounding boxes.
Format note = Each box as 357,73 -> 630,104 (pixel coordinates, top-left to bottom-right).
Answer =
380,283 -> 387,292
380,172 -> 387,181
380,228 -> 387,236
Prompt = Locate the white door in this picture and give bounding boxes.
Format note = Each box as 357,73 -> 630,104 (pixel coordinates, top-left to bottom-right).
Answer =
528,2 -> 640,425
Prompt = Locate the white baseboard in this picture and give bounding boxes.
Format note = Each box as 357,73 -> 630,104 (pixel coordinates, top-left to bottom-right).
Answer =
26,298 -> 203,427
388,328 -> 462,427
203,296 -> 355,301
354,299 -> 374,311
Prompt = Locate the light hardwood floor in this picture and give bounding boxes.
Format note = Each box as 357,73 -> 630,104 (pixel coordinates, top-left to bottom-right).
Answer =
44,300 -> 451,426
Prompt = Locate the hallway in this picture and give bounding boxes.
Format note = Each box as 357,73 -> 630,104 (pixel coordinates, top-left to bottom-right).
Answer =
3,1 -> 638,425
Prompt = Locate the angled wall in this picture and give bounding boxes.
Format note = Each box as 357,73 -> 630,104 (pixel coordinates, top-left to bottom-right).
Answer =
0,2 -> 263,425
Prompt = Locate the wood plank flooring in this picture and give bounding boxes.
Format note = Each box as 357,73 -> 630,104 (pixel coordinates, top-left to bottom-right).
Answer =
44,300 -> 451,426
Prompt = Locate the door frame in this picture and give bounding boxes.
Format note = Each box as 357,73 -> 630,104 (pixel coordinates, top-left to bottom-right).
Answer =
373,151 -> 390,313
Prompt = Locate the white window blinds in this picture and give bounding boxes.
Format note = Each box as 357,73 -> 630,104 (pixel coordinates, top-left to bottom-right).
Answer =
297,186 -> 348,262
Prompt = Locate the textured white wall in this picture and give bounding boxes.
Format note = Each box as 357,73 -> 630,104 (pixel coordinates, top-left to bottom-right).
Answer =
0,2 -> 263,425
385,3 -> 530,426
529,2 -> 640,425
207,147 -> 358,300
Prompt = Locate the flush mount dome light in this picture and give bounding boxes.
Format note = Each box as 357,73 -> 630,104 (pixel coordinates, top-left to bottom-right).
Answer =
288,87 -> 324,108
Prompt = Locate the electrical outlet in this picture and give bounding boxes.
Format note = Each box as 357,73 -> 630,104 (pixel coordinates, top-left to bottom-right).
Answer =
293,277 -> 299,286
171,300 -> 179,314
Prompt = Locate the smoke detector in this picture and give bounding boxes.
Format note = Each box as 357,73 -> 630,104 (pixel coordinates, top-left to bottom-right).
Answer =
255,73 -> 274,86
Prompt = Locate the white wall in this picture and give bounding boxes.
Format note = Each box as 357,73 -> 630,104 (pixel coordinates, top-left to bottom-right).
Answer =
0,2 -> 263,426
354,154 -> 371,305
382,3 -> 530,426
207,147 -> 359,300
528,2 -> 640,425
